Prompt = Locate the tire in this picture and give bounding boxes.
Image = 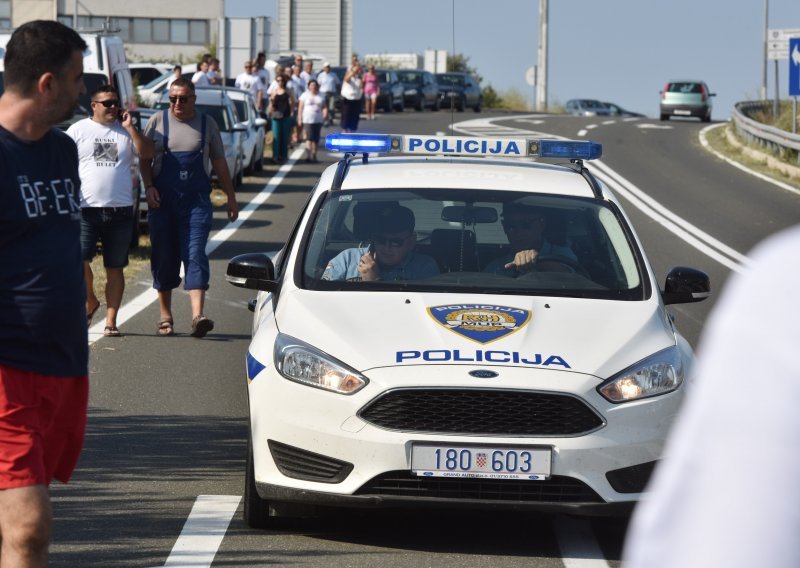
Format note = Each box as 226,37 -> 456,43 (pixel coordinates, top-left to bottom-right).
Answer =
254,144 -> 263,172
473,98 -> 482,113
432,96 -> 440,111
384,95 -> 393,113
660,114 -> 669,121
244,151 -> 254,176
457,96 -> 465,112
244,435 -> 272,529
702,112 -> 711,123
395,97 -> 405,112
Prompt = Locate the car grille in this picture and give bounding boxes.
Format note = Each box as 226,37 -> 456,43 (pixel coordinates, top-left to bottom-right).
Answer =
355,471 -> 603,503
358,389 -> 603,436
268,440 -> 353,484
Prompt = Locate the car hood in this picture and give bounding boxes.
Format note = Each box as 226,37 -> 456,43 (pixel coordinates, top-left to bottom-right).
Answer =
274,289 -> 675,380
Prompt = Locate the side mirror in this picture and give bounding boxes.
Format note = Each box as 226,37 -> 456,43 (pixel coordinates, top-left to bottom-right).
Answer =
233,123 -> 248,132
226,253 -> 277,292
254,117 -> 268,128
662,266 -> 711,305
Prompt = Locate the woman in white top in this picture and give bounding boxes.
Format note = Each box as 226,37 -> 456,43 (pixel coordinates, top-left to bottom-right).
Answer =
297,79 -> 328,163
340,62 -> 363,133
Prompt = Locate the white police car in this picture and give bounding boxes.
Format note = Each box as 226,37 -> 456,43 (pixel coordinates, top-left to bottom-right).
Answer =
227,133 -> 711,527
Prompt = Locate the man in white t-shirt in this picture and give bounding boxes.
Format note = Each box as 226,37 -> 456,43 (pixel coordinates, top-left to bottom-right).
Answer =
192,61 -> 210,87
235,61 -> 259,99
66,85 -> 153,336
254,52 -> 270,114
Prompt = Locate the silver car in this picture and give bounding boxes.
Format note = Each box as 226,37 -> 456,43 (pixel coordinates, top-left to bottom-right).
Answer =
214,87 -> 268,175
565,99 -> 612,117
659,80 -> 715,122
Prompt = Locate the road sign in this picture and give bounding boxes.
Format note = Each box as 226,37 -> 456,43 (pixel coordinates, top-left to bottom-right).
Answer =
790,38 -> 800,97
525,66 -> 537,87
768,28 -> 800,60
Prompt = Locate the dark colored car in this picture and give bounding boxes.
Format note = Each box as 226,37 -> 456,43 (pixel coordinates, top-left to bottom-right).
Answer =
396,69 -> 440,111
375,68 -> 405,112
435,72 -> 482,112
602,102 -> 645,118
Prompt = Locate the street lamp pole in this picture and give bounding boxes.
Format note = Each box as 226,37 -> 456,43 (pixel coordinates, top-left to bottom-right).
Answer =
762,0 -> 768,100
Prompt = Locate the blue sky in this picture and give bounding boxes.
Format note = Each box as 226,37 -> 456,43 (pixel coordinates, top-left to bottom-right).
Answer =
226,0 -> 799,119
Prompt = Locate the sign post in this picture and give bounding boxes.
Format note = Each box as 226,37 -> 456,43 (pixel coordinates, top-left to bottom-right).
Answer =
790,38 -> 800,133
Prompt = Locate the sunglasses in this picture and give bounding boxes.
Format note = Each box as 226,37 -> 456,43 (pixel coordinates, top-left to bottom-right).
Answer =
372,235 -> 410,247
93,99 -> 119,108
169,95 -> 193,104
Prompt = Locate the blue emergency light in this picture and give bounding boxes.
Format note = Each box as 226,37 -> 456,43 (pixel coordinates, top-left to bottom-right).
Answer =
324,133 -> 602,160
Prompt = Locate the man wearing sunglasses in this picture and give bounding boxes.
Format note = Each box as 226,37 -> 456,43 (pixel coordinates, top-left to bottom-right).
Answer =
322,205 -> 439,281
483,203 -> 577,276
67,85 -> 153,337
140,78 -> 239,338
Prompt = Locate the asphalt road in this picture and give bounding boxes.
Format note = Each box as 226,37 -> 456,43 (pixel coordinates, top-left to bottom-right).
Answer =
49,109 -> 799,567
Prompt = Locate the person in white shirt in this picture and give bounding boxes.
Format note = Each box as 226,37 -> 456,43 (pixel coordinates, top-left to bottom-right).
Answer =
254,52 -> 270,113
623,225 -> 800,568
316,62 -> 340,126
191,60 -> 210,87
167,64 -> 182,89
300,61 -> 315,84
235,61 -> 258,98
66,85 -> 153,336
297,79 -> 327,163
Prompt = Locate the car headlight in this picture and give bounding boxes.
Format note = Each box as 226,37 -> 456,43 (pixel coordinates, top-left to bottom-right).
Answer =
406,89 -> 418,95
598,347 -> 684,403
274,333 -> 368,395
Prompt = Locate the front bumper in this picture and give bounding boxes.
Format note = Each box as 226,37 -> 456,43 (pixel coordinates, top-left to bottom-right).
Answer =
248,364 -> 680,514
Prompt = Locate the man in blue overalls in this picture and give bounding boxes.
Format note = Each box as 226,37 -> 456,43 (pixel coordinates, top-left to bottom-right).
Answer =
140,78 -> 239,337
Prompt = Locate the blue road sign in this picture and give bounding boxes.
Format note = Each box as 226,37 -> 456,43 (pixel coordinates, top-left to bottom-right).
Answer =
790,38 -> 800,97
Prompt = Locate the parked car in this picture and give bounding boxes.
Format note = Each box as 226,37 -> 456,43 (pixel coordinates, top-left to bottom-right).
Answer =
138,63 -> 197,107
565,99 -> 612,117
396,69 -> 440,111
153,87 -> 246,186
659,80 -> 715,122
601,102 -> 645,118
374,68 -> 405,112
220,87 -> 268,174
435,72 -> 482,112
129,62 -> 173,88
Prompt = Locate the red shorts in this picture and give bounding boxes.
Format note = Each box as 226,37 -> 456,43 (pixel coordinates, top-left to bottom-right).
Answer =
0,364 -> 88,488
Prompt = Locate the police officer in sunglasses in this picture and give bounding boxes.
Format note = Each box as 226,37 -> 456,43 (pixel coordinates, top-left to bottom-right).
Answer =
483,203 -> 578,276
322,205 -> 439,282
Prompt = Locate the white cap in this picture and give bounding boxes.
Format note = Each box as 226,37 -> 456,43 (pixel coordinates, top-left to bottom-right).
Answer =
322,62 -> 330,68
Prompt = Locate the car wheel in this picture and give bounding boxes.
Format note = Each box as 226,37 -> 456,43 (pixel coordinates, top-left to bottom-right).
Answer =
702,111 -> 711,123
395,98 -> 404,112
474,98 -> 482,113
244,434 -> 272,529
244,151 -> 254,176
384,95 -> 393,113
457,96 -> 465,112
254,143 -> 264,171
432,96 -> 440,111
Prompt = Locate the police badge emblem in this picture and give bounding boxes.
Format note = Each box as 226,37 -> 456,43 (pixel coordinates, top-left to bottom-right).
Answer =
427,304 -> 531,344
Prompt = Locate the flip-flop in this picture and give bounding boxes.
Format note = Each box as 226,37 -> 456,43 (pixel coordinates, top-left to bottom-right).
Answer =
156,319 -> 174,336
103,326 -> 121,337
190,315 -> 214,338
87,302 -> 101,325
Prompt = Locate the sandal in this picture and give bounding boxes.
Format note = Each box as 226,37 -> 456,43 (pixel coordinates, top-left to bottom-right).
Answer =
103,325 -> 121,337
157,319 -> 174,336
190,315 -> 214,338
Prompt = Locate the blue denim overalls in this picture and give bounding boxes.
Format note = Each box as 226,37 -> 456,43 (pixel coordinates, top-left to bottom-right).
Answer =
148,110 -> 213,291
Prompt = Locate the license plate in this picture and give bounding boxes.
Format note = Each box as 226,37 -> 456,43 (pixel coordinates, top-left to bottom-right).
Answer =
411,444 -> 551,480
674,109 -> 691,115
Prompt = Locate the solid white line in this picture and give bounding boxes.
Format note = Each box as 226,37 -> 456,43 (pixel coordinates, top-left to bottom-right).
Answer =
157,495 -> 241,568
88,147 -> 305,344
698,123 -> 800,197
554,516 -> 611,568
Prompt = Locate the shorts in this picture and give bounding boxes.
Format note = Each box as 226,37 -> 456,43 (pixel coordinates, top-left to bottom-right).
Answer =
81,206 -> 134,268
303,123 -> 322,143
0,364 -> 89,488
366,93 -> 378,102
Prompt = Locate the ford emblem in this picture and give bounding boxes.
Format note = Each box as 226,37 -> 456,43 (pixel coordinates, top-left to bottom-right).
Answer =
469,370 -> 498,379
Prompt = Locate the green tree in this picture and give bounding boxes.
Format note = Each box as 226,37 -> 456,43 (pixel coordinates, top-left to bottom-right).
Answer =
482,84 -> 503,109
446,53 -> 481,82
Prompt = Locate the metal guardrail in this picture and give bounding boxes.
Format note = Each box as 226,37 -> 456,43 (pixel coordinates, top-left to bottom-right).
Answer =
732,101 -> 800,164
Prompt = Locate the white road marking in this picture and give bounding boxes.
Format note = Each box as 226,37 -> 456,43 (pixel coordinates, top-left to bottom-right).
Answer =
452,116 -> 750,272
554,516 -> 611,568
586,124 -> 598,130
699,123 -> 800,198
153,495 -> 241,568
601,120 -> 615,125
637,123 -> 672,130
577,129 -> 588,137
88,147 -> 305,344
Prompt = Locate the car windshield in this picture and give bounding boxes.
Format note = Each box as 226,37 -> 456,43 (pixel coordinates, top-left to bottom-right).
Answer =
300,188 -> 645,299
437,74 -> 465,86
397,72 -> 423,84
142,71 -> 171,90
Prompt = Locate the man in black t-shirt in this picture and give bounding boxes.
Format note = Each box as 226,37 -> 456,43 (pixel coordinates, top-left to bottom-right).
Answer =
0,20 -> 89,567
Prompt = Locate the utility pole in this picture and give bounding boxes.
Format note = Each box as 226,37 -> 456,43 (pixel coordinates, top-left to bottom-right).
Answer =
537,0 -> 548,112
762,0 -> 768,100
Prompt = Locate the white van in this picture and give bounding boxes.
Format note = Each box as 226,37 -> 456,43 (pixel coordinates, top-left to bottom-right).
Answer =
0,30 -> 136,117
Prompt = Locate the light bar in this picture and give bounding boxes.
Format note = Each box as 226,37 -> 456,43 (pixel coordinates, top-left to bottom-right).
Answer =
324,133 -> 602,160
325,133 -> 392,153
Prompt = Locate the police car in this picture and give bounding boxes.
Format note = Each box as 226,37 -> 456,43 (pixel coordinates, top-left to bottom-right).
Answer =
226,133 -> 711,527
